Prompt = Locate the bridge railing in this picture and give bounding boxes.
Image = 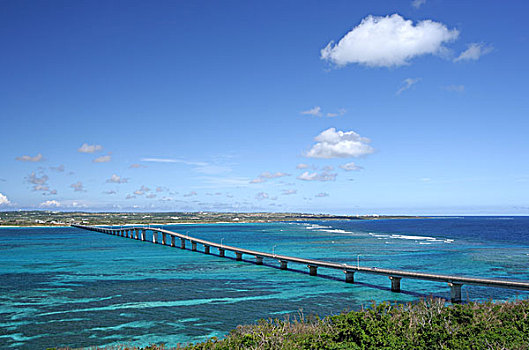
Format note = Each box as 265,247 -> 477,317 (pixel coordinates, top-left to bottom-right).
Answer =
72,224 -> 529,302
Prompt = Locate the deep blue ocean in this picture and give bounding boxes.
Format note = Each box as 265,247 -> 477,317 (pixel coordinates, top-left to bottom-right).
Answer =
1,217 -> 529,349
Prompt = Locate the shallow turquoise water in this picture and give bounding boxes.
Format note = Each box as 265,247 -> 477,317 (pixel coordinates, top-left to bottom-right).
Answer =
1,217 -> 528,349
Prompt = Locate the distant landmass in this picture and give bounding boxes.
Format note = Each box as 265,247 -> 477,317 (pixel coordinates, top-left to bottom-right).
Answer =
0,211 -> 422,226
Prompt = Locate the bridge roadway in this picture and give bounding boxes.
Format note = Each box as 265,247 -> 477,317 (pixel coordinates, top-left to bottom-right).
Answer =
72,224 -> 529,303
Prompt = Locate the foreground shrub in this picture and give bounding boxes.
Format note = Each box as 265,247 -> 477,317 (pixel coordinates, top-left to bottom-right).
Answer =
187,298 -> 529,349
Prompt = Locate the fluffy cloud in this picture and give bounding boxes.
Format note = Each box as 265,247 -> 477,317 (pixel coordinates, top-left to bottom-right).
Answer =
282,189 -> 297,195
297,171 -> 337,182
106,174 -> 128,184
321,14 -> 459,67
296,163 -> 309,169
250,171 -> 290,184
306,128 -> 374,159
70,181 -> 85,192
301,106 -> 322,117
93,154 -> 111,163
40,200 -> 60,208
16,153 -> 43,162
0,193 -> 11,206
396,78 -> 420,95
134,185 -> 150,195
25,172 -> 56,194
301,107 -> 346,118
315,192 -> 330,198
183,191 -> 197,197
27,172 -> 48,185
78,143 -> 103,153
326,108 -> 347,117
103,190 -> 117,194
340,162 -> 363,171
454,43 -> 493,62
412,0 -> 426,9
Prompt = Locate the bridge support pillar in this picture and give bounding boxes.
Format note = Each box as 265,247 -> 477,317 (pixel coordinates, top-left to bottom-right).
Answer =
180,238 -> 186,249
279,260 -> 288,270
141,229 -> 146,241
390,276 -> 401,292
129,230 -> 133,239
120,230 -> 124,237
192,241 -> 197,251
308,265 -> 318,276
344,271 -> 355,283
171,236 -> 175,247
219,248 -> 225,257
204,245 -> 210,254
162,233 -> 167,245
449,283 -> 463,303
152,232 -> 157,244
235,252 -> 243,261
255,256 -> 263,265
134,229 -> 139,240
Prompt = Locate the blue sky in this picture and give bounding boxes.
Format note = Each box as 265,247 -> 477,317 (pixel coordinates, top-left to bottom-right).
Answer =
1,0 -> 528,215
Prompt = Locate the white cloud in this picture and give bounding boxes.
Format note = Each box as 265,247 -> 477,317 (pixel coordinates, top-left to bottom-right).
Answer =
134,185 -> 150,195
27,172 -> 48,185
260,171 -> 290,179
16,153 -> 43,162
297,171 -> 337,182
103,190 -> 117,195
340,162 -> 363,171
40,200 -> 60,208
78,143 -> 103,153
301,106 -> 322,116
326,108 -> 347,117
301,107 -> 346,118
183,191 -> 198,197
250,171 -> 290,184
321,14 -> 459,67
412,0 -> 426,9
93,154 -> 111,163
282,189 -> 297,195
454,43 -> 493,62
322,165 -> 334,171
444,85 -> 465,93
106,174 -> 128,184
396,78 -> 420,95
315,192 -> 330,198
141,157 -> 229,174
256,192 -> 269,200
0,193 -> 11,206
70,181 -> 85,192
306,128 -> 374,159
296,163 -> 309,169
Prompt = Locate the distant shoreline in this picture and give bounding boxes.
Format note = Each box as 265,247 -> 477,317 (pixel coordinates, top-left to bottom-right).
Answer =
0,215 -> 428,228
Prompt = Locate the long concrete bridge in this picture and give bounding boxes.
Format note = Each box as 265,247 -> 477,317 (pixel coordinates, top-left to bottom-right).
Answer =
72,224 -> 529,303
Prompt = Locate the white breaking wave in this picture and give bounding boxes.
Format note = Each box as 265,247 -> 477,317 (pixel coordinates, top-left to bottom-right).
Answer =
369,232 -> 453,243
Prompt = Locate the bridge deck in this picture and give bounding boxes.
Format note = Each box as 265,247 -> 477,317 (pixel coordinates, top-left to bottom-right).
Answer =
72,225 -> 529,299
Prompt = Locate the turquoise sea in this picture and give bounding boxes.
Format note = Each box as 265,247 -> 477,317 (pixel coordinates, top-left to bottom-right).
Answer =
1,217 -> 529,349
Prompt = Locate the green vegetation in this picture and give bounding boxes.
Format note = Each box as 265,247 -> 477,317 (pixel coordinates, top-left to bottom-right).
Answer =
0,210 -> 421,226
57,298 -> 529,349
